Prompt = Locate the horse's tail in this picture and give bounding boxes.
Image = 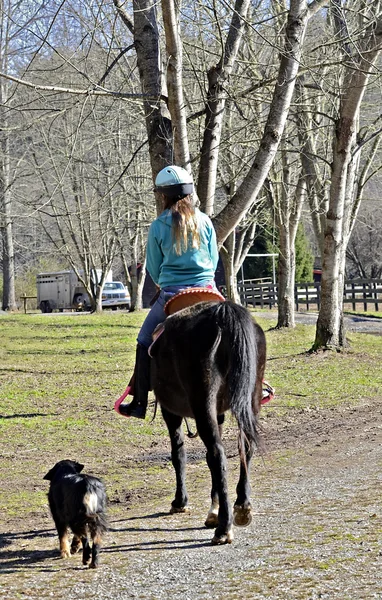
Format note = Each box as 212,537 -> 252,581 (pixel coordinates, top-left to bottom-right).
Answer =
213,301 -> 261,449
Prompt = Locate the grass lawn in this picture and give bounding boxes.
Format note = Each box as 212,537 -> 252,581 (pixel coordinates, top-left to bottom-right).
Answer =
0,309 -> 381,522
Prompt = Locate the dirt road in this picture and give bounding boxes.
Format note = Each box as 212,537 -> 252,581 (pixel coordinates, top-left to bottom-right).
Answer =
264,310 -> 382,335
1,397 -> 381,600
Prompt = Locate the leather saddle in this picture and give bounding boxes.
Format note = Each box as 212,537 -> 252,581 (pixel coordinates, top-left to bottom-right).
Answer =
164,286 -> 225,316
148,287 -> 225,357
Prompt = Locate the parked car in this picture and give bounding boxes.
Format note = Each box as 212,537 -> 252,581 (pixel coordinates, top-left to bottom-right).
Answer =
102,281 -> 130,310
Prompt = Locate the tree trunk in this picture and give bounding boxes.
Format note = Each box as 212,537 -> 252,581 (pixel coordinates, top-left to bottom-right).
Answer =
133,0 -> 173,215
95,284 -> 103,314
314,18 -> 382,349
128,261 -> 145,311
296,77 -> 327,257
0,6 -> 17,312
0,100 -> 17,311
275,173 -> 306,328
197,0 -> 251,216
213,0 -> 325,243
277,230 -> 295,328
220,233 -> 241,304
161,0 -> 190,170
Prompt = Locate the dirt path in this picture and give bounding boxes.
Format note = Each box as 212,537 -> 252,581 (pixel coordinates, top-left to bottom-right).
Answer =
259,309 -> 382,335
1,398 -> 381,600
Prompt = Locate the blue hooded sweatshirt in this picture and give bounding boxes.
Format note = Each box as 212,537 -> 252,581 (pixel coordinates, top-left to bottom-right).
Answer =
146,208 -> 219,288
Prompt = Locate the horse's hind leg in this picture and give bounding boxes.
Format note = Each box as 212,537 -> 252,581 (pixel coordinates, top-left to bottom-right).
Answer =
197,414 -> 233,545
161,407 -> 189,513
204,413 -> 224,529
233,434 -> 255,527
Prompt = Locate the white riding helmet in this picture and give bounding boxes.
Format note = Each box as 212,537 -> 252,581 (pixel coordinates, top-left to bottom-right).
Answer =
154,165 -> 194,199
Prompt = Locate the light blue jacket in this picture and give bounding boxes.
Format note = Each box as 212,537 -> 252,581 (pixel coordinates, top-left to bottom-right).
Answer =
146,208 -> 219,288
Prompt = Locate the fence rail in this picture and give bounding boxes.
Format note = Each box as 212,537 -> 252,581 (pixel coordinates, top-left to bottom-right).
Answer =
221,279 -> 382,311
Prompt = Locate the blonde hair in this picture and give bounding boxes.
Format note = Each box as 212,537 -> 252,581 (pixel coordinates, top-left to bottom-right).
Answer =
164,196 -> 200,255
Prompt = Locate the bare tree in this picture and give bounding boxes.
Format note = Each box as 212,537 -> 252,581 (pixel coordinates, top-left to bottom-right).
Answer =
314,3 -> 382,349
112,0 -> 329,307
7,0 -> 382,330
0,0 -> 18,310
267,147 -> 307,328
346,202 -> 382,278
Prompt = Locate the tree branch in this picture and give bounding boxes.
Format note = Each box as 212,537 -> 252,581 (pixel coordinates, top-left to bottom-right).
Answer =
112,0 -> 135,35
0,71 -> 152,102
97,44 -> 135,86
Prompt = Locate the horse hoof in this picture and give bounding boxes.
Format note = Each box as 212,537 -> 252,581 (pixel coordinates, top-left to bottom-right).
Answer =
211,528 -> 234,545
170,505 -> 190,514
205,513 -> 219,528
233,505 -> 252,527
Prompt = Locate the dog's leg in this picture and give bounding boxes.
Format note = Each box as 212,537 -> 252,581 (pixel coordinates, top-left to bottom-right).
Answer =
70,534 -> 82,555
58,527 -> 71,559
89,532 -> 102,569
81,536 -> 91,565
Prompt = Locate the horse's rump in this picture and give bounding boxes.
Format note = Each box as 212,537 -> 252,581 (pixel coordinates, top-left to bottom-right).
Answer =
151,301 -> 266,443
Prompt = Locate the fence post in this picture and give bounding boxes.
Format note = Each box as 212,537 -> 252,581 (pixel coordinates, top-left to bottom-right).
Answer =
363,282 -> 367,312
374,281 -> 379,311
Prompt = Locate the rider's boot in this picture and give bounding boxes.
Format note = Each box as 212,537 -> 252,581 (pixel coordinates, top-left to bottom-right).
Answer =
118,344 -> 150,419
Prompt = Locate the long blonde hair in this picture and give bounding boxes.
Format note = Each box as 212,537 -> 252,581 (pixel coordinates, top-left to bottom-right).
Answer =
164,195 -> 200,255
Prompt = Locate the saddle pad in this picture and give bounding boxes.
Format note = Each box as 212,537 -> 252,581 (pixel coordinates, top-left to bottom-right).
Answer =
164,287 -> 225,316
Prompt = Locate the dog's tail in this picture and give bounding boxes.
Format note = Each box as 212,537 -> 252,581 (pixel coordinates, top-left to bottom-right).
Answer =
85,511 -> 108,536
83,484 -> 108,534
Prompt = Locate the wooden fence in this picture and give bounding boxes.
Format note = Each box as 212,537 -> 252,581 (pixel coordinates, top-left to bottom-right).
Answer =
221,279 -> 382,311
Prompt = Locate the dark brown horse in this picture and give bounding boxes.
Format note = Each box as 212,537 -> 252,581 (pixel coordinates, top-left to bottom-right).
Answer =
149,300 -> 266,544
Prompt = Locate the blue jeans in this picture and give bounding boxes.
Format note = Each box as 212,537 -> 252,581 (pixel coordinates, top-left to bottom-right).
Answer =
137,282 -> 216,348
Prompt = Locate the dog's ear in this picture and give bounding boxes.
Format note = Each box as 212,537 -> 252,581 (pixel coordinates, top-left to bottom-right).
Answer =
75,462 -> 85,473
43,465 -> 57,480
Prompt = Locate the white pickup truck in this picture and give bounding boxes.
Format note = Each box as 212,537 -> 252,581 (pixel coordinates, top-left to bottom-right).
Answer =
101,281 -> 130,310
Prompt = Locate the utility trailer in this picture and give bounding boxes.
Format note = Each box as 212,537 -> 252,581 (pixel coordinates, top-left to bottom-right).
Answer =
36,271 -> 90,313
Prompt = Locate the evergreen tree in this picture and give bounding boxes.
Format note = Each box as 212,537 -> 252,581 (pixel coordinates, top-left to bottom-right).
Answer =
295,224 -> 314,282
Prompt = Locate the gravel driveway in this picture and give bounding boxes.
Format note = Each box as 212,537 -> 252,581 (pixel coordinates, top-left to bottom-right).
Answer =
1,398 -> 381,600
254,310 -> 382,335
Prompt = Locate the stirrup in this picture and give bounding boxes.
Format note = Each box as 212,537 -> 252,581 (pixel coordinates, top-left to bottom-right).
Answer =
114,385 -> 132,415
118,401 -> 146,419
261,380 -> 275,405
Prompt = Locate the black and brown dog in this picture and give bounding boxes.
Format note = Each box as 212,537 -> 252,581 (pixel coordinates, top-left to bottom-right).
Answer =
43,460 -> 108,568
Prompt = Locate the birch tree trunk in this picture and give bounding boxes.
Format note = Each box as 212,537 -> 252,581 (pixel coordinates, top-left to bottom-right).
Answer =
213,0 -> 328,244
314,16 -> 382,349
161,0 -> 190,171
220,232 -> 242,305
275,176 -> 306,328
0,0 -> 17,311
296,77 -> 328,258
132,0 -> 173,214
197,0 -> 251,216
0,110 -> 17,311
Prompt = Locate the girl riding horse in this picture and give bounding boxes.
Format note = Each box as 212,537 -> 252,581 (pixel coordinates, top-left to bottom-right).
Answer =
118,165 -> 219,419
